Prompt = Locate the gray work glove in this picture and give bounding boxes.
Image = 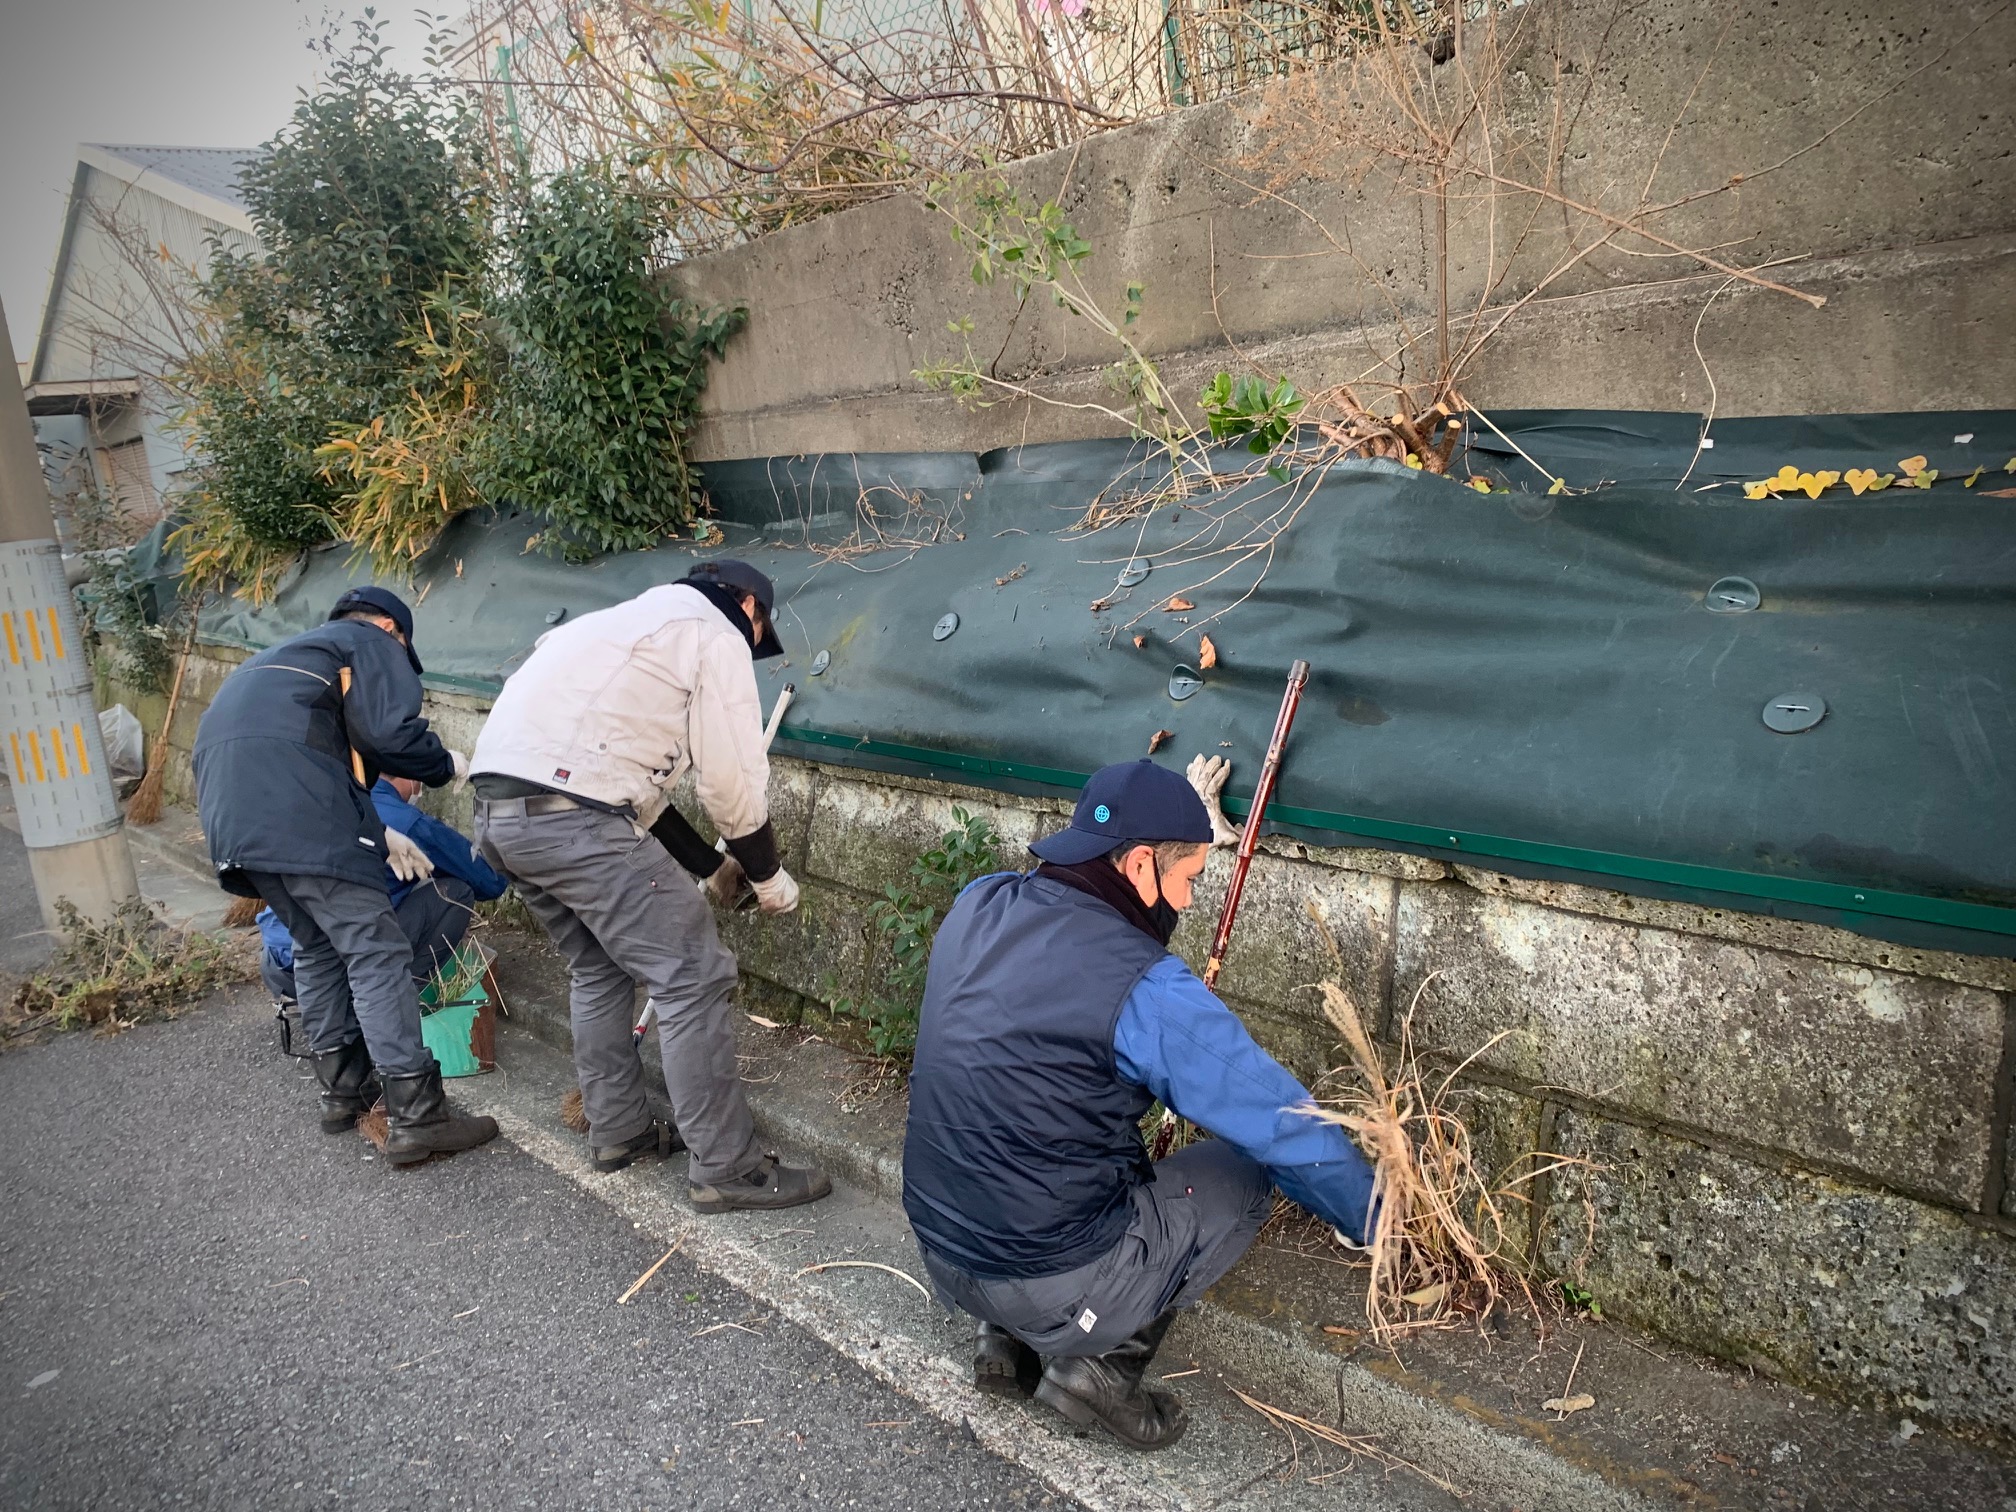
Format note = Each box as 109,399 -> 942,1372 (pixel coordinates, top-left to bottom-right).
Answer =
1185,753 -> 1240,846
750,867 -> 800,916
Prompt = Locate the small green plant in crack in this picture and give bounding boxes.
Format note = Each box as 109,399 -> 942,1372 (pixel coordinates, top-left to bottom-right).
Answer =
1561,1281 -> 1603,1319
827,807 -> 1003,1063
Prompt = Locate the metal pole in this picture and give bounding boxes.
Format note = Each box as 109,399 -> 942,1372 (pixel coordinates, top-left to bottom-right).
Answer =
0,298 -> 141,934
1203,658 -> 1309,988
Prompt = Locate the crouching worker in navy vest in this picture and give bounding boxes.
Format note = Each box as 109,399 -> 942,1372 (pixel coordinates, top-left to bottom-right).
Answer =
902,759 -> 1378,1452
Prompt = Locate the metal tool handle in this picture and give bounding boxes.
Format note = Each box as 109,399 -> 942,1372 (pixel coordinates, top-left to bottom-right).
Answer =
1202,659 -> 1310,988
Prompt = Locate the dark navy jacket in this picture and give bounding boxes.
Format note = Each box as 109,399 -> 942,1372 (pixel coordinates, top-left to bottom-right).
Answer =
193,620 -> 454,896
905,871 -> 1379,1281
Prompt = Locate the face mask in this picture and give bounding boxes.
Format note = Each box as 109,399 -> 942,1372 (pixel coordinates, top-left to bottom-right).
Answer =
1144,855 -> 1181,946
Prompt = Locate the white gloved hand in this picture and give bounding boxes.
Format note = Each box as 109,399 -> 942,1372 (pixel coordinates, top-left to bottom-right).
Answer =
705,852 -> 749,911
448,749 -> 470,790
1185,753 -> 1240,846
750,867 -> 800,916
384,826 -> 436,883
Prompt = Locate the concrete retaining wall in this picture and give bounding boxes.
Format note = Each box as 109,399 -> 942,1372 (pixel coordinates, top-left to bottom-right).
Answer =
113,645 -> 2016,1438
668,0 -> 2016,459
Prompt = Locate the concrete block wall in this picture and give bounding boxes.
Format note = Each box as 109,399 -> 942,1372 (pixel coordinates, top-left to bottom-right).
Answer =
108,649 -> 2016,1434
668,0 -> 2016,459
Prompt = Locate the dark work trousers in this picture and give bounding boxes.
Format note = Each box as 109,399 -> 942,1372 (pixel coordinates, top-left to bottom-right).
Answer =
473,800 -> 764,1187
261,877 -> 477,1004
919,1140 -> 1273,1357
243,871 -> 433,1077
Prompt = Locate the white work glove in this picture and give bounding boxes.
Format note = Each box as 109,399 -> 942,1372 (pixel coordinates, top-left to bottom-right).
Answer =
1185,753 -> 1240,846
448,749 -> 470,790
705,852 -> 749,911
384,827 -> 436,883
750,867 -> 800,916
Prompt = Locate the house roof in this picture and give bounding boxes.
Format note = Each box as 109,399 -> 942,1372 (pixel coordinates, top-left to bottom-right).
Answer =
26,144 -> 260,401
78,144 -> 260,224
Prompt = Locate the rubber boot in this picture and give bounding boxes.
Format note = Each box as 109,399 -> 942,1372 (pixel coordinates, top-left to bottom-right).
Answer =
310,1039 -> 380,1134
974,1320 -> 1042,1398
380,1065 -> 500,1167
1033,1312 -> 1188,1450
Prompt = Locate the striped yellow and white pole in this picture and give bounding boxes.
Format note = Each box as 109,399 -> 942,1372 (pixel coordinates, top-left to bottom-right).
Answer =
0,299 -> 139,933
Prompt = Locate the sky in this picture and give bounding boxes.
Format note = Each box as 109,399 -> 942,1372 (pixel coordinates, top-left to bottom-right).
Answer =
0,0 -> 452,363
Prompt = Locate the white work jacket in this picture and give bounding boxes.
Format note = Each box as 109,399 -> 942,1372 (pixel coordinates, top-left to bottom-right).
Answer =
471,584 -> 770,839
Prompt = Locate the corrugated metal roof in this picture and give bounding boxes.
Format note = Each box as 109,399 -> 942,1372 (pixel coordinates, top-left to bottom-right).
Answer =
85,145 -> 260,211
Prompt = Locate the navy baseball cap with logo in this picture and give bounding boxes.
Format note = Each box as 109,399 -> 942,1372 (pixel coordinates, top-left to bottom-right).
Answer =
329,586 -> 424,675
1029,759 -> 1214,865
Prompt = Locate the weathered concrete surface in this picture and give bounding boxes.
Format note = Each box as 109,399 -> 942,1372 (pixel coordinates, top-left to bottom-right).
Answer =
670,0 -> 2016,459
1396,884 -> 2007,1208
1539,1110 -> 2016,1438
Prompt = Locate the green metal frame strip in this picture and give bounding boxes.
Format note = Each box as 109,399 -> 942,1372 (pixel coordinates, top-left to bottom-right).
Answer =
774,724 -> 2016,940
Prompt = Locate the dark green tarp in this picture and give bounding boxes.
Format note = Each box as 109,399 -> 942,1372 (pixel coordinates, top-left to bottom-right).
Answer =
177,410 -> 2016,956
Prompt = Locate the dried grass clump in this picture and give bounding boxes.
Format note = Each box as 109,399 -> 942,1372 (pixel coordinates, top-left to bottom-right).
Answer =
357,1098 -> 390,1150
559,1086 -> 589,1133
1306,901 -> 1581,1340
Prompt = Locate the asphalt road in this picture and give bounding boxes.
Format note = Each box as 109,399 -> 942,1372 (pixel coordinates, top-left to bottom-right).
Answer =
0,986 -> 1069,1512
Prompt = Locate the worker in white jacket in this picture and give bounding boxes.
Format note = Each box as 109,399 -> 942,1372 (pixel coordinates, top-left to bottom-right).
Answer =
470,560 -> 830,1211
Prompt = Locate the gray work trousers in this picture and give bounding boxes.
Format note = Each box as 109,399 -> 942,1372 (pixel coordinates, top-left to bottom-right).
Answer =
920,1141 -> 1272,1358
243,871 -> 433,1077
262,877 -> 476,1003
474,802 -> 763,1186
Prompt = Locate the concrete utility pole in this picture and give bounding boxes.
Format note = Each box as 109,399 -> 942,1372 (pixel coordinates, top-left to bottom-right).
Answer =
0,299 -> 140,933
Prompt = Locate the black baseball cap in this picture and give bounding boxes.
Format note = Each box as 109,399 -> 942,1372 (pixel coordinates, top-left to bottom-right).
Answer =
329,586 -> 423,674
1030,759 -> 1213,865
684,559 -> 784,659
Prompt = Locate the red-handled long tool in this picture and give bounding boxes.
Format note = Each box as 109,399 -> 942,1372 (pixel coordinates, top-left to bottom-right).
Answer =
1203,658 -> 1310,989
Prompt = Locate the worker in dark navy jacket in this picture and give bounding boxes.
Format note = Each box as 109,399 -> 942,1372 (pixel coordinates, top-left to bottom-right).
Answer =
194,586 -> 497,1166
258,775 -> 509,1004
902,759 -> 1377,1452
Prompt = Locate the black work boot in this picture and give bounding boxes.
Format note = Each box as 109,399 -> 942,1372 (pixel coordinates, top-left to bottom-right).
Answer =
1034,1312 -> 1188,1450
379,1066 -> 500,1167
591,1117 -> 685,1174
974,1321 -> 1042,1398
689,1154 -> 832,1213
310,1039 -> 381,1134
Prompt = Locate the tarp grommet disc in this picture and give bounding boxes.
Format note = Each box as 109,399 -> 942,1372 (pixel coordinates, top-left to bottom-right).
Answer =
1706,576 -> 1761,613
1118,558 -> 1150,587
544,607 -> 568,625
810,649 -> 830,675
1763,691 -> 1826,733
1169,665 -> 1204,701
933,612 -> 959,641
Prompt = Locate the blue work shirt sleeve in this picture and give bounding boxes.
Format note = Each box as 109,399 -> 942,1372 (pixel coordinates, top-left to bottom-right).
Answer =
1113,954 -> 1378,1243
371,781 -> 511,901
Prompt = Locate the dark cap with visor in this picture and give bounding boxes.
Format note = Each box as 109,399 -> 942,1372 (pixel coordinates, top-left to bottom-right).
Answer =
683,559 -> 784,659
329,585 -> 423,675
1029,759 -> 1214,866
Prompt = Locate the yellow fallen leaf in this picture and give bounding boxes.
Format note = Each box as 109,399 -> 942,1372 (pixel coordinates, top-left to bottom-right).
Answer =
1198,634 -> 1218,670
1469,476 -> 1492,493
1910,468 -> 1939,489
1844,467 -> 1879,495
1964,466 -> 1983,488
1547,477 -> 1567,495
1743,481 -> 1773,500
746,1014 -> 783,1029
1401,1282 -> 1448,1308
1899,454 -> 1929,475
1403,453 -> 1423,470
2005,457 -> 2016,473
1796,470 -> 1840,499
1543,1393 -> 1596,1415
1767,465 -> 1801,491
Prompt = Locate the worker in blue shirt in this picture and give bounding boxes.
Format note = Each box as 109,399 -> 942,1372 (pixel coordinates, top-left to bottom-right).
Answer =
259,776 -> 509,1005
902,759 -> 1377,1453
